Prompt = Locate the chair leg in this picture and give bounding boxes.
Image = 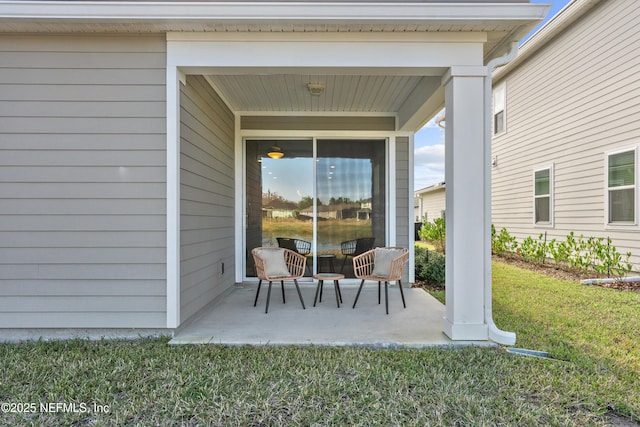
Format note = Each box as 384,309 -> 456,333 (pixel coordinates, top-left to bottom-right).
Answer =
334,280 -> 340,308
265,281 -> 273,314
385,281 -> 389,315
398,280 -> 406,308
293,279 -> 306,309
319,280 -> 324,302
378,281 -> 381,304
336,281 -> 343,303
352,279 -> 365,308
253,280 -> 262,307
281,280 -> 286,304
313,280 -> 322,307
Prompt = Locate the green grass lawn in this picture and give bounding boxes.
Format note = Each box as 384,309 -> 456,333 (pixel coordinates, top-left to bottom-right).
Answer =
414,241 -> 437,251
262,218 -> 373,241
0,261 -> 638,426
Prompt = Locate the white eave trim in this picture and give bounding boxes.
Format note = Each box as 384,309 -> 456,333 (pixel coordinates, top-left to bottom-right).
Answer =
0,1 -> 550,25
415,182 -> 445,196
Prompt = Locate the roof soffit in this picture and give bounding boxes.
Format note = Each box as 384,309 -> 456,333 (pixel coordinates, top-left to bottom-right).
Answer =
0,1 -> 549,38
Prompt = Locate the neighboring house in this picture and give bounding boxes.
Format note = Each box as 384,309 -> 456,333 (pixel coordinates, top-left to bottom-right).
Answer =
262,200 -> 297,219
356,207 -> 372,221
491,0 -> 640,269
263,208 -> 295,220
414,182 -> 446,223
299,203 -> 360,220
0,0 -> 547,343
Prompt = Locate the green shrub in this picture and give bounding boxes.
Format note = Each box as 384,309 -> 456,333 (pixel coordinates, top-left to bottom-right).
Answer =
418,217 -> 446,253
519,233 -> 546,264
493,226 -> 634,278
547,238 -> 570,266
414,246 -> 445,287
491,225 -> 518,256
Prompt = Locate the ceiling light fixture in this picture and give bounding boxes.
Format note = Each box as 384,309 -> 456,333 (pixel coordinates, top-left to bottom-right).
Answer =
267,144 -> 284,159
307,83 -> 325,96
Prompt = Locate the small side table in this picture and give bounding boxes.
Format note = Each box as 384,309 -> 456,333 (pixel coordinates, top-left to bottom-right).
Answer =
313,273 -> 344,308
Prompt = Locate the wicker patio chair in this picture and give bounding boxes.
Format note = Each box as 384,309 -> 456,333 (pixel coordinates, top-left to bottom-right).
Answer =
252,247 -> 307,313
277,237 -> 312,275
352,247 -> 409,314
340,237 -> 375,273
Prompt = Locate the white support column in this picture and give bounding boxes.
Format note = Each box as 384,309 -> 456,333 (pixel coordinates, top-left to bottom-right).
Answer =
442,66 -> 489,341
166,65 -> 183,329
408,133 -> 416,284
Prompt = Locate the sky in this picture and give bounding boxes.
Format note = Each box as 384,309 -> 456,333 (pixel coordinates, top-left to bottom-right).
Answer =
413,0 -> 572,191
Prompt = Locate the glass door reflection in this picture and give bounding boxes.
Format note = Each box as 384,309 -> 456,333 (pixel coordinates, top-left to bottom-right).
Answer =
245,139 -> 313,277
245,138 -> 386,279
316,140 -> 386,277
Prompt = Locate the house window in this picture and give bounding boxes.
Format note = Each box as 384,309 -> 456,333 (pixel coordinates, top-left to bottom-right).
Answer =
534,166 -> 552,225
493,82 -> 506,135
607,149 -> 636,224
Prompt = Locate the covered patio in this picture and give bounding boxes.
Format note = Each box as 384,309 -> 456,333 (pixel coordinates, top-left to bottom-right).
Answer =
170,282 -> 464,346
164,2 -> 550,345
0,0 -> 548,340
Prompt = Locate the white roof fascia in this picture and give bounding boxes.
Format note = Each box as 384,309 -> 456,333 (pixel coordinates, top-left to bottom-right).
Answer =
415,182 -> 445,196
493,0 -> 603,81
0,1 -> 550,26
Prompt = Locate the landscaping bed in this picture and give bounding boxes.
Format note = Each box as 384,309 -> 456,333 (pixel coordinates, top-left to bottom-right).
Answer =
493,254 -> 640,292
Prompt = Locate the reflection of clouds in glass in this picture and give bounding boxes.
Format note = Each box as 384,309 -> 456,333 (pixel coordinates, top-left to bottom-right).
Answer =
261,158 -> 313,202
317,157 -> 371,204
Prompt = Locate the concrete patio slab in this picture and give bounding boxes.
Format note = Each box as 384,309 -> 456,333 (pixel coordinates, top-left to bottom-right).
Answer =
170,282 -> 485,347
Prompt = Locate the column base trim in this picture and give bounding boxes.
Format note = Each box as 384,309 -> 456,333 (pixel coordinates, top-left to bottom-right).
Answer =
442,318 -> 489,341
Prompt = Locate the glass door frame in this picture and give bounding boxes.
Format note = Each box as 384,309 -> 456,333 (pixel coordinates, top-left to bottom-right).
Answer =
240,134 -> 395,282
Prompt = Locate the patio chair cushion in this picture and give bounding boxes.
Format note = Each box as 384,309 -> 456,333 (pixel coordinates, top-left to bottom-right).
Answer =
255,248 -> 291,278
371,247 -> 404,278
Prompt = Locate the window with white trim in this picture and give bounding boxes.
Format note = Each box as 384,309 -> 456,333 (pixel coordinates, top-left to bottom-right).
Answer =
534,166 -> 552,225
493,82 -> 506,135
607,149 -> 636,224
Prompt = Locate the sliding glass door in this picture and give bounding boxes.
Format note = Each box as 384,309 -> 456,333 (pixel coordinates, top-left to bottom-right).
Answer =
245,138 -> 386,278
315,140 -> 386,276
245,139 -> 314,277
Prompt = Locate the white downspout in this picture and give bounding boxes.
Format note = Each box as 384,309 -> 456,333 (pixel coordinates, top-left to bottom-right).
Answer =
484,42 -> 519,345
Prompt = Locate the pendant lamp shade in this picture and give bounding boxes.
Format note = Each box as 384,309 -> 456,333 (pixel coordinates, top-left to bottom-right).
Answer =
267,144 -> 284,159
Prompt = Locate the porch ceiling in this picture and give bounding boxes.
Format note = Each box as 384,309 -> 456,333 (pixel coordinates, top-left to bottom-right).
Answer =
205,73 -> 440,115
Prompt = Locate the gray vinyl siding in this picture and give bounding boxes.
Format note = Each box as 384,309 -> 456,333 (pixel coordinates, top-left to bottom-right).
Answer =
396,136 -> 410,283
491,0 -> 640,267
180,75 -> 235,324
0,34 -> 167,328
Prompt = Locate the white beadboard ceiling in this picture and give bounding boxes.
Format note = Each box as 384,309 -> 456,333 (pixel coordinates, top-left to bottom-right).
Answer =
206,74 -> 430,113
